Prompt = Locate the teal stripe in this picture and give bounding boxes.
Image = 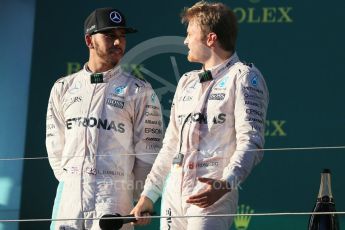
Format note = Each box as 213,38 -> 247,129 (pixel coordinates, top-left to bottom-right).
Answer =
50,182 -> 64,230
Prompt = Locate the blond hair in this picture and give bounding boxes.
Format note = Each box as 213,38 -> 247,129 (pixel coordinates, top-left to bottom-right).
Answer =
181,1 -> 238,52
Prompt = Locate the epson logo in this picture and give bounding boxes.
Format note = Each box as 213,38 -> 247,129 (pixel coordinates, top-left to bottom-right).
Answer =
145,128 -> 162,134
246,108 -> 263,117
66,117 -> 125,133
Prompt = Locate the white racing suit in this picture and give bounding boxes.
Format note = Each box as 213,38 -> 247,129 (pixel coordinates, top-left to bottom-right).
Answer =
142,53 -> 269,229
46,64 -> 163,230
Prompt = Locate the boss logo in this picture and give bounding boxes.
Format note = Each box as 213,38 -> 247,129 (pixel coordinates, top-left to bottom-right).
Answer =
209,93 -> 225,100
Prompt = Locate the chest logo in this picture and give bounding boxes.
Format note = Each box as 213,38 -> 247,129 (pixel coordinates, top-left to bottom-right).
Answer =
114,86 -> 126,95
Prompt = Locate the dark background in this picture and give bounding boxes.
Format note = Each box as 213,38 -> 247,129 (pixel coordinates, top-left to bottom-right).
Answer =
15,0 -> 345,229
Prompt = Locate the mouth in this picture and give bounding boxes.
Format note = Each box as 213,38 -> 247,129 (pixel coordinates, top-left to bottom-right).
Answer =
109,47 -> 123,55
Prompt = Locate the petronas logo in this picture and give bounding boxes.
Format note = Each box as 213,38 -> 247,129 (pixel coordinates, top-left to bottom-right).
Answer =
234,204 -> 254,230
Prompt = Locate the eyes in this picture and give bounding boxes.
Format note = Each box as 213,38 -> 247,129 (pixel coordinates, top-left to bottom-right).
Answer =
101,33 -> 126,40
95,29 -> 126,40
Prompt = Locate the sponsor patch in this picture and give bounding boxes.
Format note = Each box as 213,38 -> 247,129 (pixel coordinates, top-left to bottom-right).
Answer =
47,124 -> 56,130
145,128 -> 162,134
64,96 -> 83,110
251,75 -> 258,86
145,144 -> 161,150
242,86 -> 263,94
246,108 -> 263,117
145,111 -> 161,117
66,117 -> 125,133
188,161 -> 219,169
68,81 -> 82,94
245,117 -> 263,124
145,119 -> 162,126
244,93 -> 263,100
245,100 -> 262,108
151,92 -> 157,103
106,98 -> 124,109
218,78 -> 228,88
145,104 -> 159,110
179,95 -> 193,101
145,137 -> 161,141
209,93 -> 225,100
114,86 -> 126,95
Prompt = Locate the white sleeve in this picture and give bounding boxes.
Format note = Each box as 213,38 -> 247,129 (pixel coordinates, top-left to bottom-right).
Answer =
141,78 -> 183,203
132,84 -> 164,200
222,69 -> 269,188
46,81 -> 65,181
132,158 -> 153,201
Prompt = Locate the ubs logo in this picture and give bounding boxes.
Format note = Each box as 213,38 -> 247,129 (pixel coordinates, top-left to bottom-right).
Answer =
65,96 -> 82,110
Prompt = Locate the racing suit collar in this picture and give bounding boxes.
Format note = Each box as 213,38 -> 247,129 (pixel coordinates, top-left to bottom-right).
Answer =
201,52 -> 239,81
83,63 -> 123,82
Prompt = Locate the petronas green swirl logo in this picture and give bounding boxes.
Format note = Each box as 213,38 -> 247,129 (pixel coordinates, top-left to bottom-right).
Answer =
234,204 -> 254,230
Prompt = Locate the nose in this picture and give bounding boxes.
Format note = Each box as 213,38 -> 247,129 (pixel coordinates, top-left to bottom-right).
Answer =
114,38 -> 120,46
184,37 -> 188,46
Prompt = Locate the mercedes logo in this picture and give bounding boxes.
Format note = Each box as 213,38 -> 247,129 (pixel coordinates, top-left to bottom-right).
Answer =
68,81 -> 82,94
110,11 -> 122,23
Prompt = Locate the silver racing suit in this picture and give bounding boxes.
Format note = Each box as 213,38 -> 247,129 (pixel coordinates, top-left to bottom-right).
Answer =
46,64 -> 163,230
142,53 -> 269,229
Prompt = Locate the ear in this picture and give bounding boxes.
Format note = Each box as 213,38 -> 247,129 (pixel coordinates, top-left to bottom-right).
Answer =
206,32 -> 217,47
85,34 -> 94,49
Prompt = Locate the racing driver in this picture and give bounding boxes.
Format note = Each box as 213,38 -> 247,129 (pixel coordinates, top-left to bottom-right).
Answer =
46,7 -> 163,230
131,1 -> 269,229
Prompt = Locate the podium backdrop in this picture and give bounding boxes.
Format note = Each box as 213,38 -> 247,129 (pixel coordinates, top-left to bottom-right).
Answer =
20,0 -> 345,229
